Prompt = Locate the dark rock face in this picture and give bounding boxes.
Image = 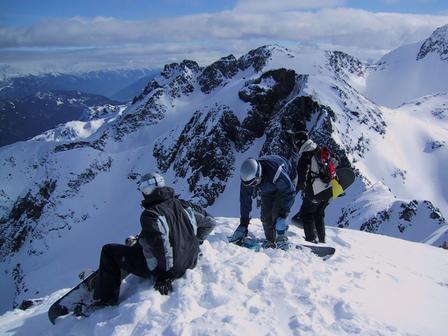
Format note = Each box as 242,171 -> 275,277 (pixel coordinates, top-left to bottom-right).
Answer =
240,68 -> 297,137
114,89 -> 166,141
327,51 -> 365,79
337,199 -> 446,236
0,180 -> 57,259
53,133 -> 108,153
154,104 -> 239,206
417,24 -> 448,61
198,55 -> 239,94
198,45 -> 279,94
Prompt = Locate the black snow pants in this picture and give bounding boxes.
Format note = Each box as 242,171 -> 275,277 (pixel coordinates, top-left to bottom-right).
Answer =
93,243 -> 151,304
300,198 -> 329,243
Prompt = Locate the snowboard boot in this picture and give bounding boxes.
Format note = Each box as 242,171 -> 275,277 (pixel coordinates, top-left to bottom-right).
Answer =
276,231 -> 290,250
261,240 -> 276,249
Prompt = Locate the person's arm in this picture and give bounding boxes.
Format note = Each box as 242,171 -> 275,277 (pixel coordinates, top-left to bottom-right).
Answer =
296,155 -> 309,191
179,199 -> 216,243
140,210 -> 174,279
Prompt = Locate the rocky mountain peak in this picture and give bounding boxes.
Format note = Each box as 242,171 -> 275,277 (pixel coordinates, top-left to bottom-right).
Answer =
417,24 -> 448,61
326,50 -> 365,78
161,59 -> 201,79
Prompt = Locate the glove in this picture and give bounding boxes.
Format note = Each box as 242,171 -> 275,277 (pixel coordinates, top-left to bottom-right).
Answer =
154,277 -> 173,295
229,224 -> 248,244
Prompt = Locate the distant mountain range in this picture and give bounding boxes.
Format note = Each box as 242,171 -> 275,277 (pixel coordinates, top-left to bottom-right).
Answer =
0,68 -> 159,146
0,90 -> 122,147
0,68 -> 159,102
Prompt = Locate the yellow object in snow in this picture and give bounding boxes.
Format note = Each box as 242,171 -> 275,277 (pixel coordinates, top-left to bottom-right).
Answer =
330,179 -> 344,199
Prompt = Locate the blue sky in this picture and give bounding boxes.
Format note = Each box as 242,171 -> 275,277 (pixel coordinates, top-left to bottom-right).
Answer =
1,0 -> 447,74
1,0 -> 447,25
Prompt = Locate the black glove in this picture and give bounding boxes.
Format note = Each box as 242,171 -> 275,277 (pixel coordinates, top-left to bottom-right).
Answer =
154,277 -> 173,295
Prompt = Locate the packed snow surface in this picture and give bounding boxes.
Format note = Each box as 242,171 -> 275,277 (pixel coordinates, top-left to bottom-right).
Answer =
1,218 -> 447,336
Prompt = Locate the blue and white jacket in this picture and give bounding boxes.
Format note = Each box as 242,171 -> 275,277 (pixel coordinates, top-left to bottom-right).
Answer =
240,154 -> 297,221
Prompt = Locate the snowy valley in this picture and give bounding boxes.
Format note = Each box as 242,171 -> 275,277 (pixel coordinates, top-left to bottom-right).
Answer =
0,23 -> 448,335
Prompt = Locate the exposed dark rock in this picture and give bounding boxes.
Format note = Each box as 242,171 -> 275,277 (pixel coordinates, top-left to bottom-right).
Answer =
114,90 -> 166,141
67,157 -> 112,194
154,105 -> 238,206
18,299 -> 43,311
198,55 -> 239,94
417,24 -> 448,61
0,180 -> 56,258
360,210 -> 391,233
327,50 -> 365,78
53,133 -> 108,152
240,68 -> 297,137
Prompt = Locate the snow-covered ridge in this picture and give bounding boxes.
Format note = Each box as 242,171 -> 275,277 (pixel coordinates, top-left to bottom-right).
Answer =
1,220 -> 447,336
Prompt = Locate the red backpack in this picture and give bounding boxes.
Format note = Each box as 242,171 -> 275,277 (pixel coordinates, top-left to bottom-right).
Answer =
312,147 -> 336,183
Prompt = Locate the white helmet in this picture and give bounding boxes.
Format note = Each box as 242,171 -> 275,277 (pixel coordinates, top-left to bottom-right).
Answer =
240,158 -> 262,186
138,172 -> 165,195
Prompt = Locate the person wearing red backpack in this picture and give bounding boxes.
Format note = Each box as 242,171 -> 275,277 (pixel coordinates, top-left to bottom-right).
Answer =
290,131 -> 336,244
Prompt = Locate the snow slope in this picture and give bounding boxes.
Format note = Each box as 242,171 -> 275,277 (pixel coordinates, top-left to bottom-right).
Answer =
0,218 -> 447,336
364,24 -> 448,108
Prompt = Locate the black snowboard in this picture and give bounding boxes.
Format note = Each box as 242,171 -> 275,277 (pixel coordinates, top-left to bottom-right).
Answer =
48,270 -> 98,324
314,167 -> 356,202
48,270 -> 129,324
235,237 -> 335,259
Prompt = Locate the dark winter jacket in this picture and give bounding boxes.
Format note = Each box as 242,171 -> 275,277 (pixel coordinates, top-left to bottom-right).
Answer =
138,187 -> 202,280
240,155 -> 297,222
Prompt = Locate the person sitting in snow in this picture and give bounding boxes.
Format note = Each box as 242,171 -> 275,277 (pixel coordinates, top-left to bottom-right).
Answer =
229,155 -> 297,248
92,172 -> 216,305
290,131 -> 336,244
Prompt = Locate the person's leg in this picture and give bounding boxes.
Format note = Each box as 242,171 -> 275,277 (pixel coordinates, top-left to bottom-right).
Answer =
301,198 -> 319,243
93,243 -> 150,304
260,192 -> 276,243
314,201 -> 329,243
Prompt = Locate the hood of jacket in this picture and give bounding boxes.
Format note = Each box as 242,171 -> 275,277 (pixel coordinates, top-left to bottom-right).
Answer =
141,186 -> 175,209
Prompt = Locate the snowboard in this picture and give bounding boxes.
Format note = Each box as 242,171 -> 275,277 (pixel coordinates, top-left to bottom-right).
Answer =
314,167 -> 356,202
48,270 -> 98,324
234,237 -> 336,259
48,269 -> 129,324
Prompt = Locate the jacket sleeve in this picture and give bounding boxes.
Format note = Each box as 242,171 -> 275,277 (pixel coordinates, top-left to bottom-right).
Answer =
240,182 -> 254,221
179,199 -> 216,243
274,171 -> 297,219
296,154 -> 309,191
140,210 -> 174,278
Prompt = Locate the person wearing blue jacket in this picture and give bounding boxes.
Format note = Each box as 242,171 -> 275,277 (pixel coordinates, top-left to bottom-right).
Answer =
229,155 -> 297,248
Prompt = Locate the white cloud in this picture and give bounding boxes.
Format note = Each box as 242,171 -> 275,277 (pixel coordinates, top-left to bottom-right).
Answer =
234,0 -> 346,11
1,6 -> 447,73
